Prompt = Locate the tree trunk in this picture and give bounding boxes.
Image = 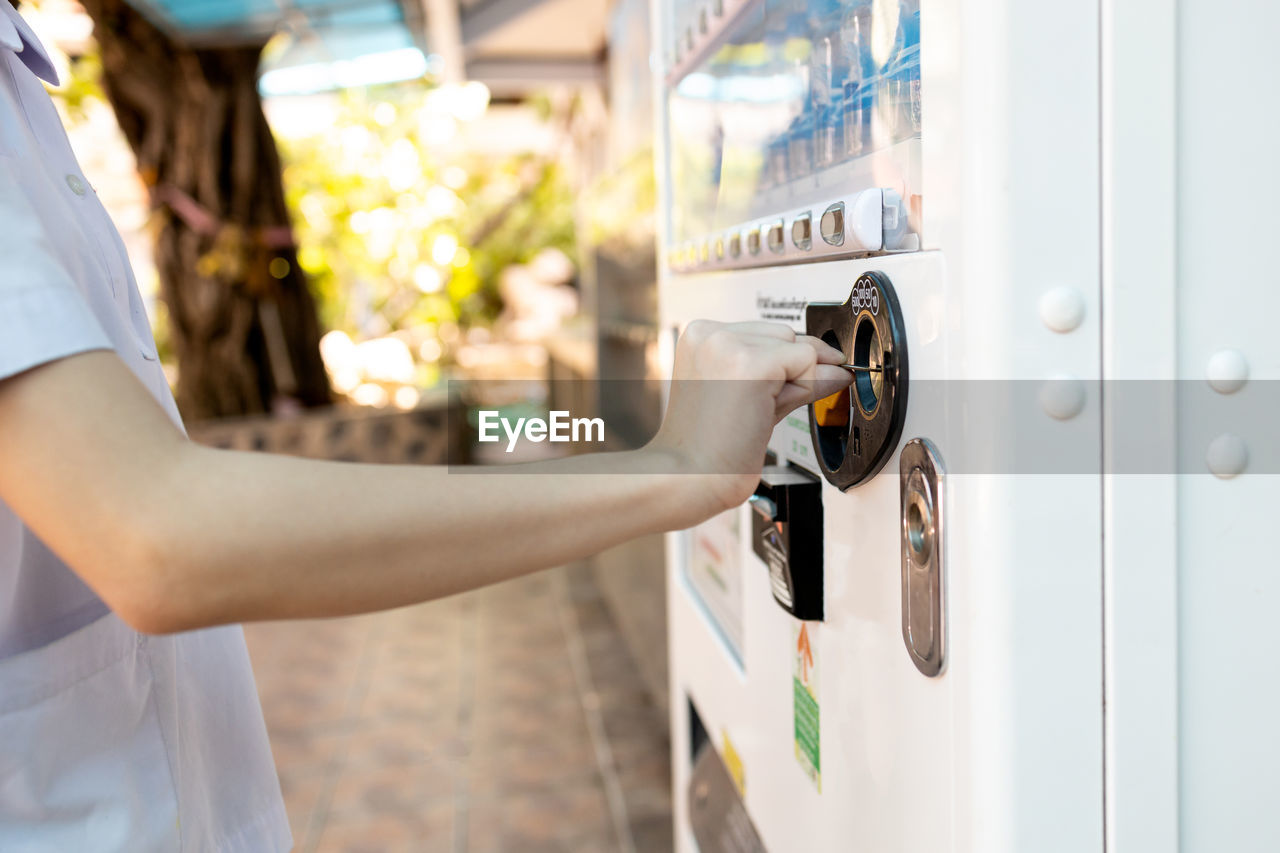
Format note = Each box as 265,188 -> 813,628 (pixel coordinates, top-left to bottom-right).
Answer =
80,0 -> 331,419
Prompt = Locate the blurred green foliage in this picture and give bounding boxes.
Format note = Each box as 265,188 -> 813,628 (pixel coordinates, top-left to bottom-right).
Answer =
279,85 -> 578,348
50,26 -> 579,376
582,147 -> 656,249
53,50 -> 104,122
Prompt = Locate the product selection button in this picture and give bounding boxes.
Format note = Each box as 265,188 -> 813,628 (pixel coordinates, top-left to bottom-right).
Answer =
792,213 -> 812,250
820,203 -> 845,246
766,220 -> 785,253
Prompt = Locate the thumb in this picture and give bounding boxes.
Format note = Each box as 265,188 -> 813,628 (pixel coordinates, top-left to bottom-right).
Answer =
774,366 -> 853,420
812,363 -> 854,399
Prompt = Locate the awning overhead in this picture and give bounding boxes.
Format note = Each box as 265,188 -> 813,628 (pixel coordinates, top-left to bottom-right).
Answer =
124,0 -> 423,51
121,0 -> 606,95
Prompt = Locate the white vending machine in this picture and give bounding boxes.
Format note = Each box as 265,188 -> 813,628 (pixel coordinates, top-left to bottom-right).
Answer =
655,0 -> 1280,851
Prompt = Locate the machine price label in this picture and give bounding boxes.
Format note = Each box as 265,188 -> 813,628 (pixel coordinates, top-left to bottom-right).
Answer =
851,278 -> 880,315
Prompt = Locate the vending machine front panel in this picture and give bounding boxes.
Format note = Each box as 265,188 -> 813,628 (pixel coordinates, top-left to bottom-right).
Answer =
658,1 -> 1108,851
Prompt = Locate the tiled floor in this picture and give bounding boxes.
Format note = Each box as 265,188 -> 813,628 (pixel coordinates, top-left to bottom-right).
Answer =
243,564 -> 674,853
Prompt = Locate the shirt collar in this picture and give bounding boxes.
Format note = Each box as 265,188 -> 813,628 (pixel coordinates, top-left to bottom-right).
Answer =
0,3 -> 60,86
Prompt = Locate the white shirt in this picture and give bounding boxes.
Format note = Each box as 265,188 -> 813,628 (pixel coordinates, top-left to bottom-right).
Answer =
0,6 -> 290,850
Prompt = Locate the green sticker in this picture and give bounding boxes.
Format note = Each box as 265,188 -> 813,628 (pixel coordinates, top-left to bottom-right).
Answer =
794,678 -> 820,785
793,622 -> 821,791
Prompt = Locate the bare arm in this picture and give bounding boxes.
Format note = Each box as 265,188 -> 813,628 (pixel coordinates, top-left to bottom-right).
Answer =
0,322 -> 849,633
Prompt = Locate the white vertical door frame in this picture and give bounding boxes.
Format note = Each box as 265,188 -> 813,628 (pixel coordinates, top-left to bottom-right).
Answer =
1100,0 -> 1180,849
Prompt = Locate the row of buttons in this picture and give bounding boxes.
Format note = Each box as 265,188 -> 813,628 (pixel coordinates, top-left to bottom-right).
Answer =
670,204 -> 845,269
668,188 -> 917,273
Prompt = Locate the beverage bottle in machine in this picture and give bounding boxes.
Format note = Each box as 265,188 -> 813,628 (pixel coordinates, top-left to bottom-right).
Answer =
903,0 -> 922,136
782,0 -> 813,181
880,0 -> 921,142
839,1 -> 874,159
810,0 -> 845,170
763,0 -> 791,187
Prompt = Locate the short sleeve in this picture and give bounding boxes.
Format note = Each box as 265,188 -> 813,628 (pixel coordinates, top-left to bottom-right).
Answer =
0,159 -> 113,382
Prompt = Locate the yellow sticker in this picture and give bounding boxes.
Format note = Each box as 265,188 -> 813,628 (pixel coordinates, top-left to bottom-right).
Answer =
722,729 -> 745,795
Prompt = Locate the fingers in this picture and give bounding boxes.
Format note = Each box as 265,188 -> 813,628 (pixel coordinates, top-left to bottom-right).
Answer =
773,340 -> 826,385
682,322 -> 842,362
799,334 -> 846,365
719,326 -> 844,368
773,365 -> 854,420
719,321 -> 798,342
678,322 -> 847,401
812,363 -> 855,397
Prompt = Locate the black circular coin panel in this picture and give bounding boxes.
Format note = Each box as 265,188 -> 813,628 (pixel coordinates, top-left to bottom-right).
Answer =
804,271 -> 910,491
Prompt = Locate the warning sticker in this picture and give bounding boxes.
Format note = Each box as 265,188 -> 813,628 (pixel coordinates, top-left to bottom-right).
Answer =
793,621 -> 821,791
756,293 -> 807,325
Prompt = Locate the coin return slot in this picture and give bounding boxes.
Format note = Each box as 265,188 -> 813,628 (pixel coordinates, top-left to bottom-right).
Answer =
900,439 -> 945,677
752,464 -> 823,621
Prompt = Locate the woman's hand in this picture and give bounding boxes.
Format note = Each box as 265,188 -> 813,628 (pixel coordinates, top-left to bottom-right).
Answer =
647,320 -> 852,520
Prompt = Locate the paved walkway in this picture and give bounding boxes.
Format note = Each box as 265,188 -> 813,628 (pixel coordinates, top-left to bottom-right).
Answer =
244,564 -> 673,853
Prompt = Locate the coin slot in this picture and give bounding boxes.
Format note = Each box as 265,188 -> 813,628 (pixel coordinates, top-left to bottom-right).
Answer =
852,312 -> 884,416
805,271 -> 908,490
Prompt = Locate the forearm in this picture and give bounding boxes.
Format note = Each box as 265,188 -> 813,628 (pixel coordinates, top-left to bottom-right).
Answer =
0,354 -> 718,633
138,443 -> 705,631
0,328 -> 848,636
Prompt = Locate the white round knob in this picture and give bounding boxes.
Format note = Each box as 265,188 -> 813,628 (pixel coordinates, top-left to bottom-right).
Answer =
1039,287 -> 1086,334
1206,349 -> 1249,394
1206,433 -> 1248,479
1039,376 -> 1087,420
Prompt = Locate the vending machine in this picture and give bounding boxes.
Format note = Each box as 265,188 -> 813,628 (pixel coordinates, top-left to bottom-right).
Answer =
654,0 -> 1279,851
